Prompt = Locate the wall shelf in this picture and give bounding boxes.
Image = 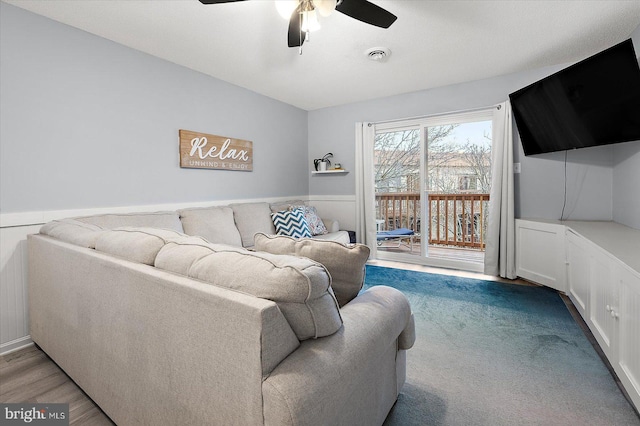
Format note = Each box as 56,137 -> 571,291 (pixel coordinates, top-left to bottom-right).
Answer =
311,170 -> 349,175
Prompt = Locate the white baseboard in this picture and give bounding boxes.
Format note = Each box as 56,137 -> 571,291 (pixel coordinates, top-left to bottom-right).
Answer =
0,336 -> 33,356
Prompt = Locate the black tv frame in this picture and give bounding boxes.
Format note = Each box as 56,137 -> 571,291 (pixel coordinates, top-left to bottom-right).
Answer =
510,39 -> 640,156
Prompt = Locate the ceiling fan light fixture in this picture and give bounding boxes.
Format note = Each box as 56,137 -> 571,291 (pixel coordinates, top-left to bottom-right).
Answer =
312,0 -> 337,17
301,9 -> 321,32
201,0 -> 396,51
275,0 -> 299,19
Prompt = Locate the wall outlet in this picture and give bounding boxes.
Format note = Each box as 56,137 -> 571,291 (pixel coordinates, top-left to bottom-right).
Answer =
513,162 -> 521,174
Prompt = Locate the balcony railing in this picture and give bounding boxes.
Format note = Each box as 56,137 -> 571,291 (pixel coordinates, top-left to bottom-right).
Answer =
375,192 -> 490,249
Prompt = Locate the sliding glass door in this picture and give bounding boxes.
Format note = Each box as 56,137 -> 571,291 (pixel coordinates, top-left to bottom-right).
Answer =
373,110 -> 494,272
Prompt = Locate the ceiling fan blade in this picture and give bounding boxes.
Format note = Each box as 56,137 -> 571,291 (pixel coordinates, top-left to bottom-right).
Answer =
335,0 -> 397,28
198,0 -> 246,4
287,4 -> 304,48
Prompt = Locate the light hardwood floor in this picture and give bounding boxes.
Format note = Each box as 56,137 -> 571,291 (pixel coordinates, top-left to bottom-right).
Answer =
0,344 -> 114,425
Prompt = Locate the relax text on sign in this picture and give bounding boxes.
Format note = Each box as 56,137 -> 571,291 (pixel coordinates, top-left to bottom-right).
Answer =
179,129 -> 253,171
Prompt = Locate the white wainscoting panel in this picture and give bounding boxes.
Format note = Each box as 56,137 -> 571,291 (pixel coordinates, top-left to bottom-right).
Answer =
308,195 -> 357,236
1,225 -> 41,354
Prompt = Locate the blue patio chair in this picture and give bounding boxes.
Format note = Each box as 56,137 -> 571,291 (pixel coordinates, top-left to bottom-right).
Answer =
376,228 -> 416,252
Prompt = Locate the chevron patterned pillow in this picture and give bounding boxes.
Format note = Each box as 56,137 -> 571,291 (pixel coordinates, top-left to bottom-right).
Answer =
271,208 -> 312,239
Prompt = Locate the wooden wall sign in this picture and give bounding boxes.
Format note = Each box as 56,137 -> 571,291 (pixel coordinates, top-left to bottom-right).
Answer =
179,129 -> 253,171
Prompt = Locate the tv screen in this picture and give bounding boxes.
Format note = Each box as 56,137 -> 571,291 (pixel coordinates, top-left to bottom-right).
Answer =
510,39 -> 640,156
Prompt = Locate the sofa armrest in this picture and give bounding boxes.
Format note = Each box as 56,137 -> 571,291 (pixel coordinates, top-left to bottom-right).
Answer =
341,285 -> 414,348
262,285 -> 413,426
320,218 -> 340,233
398,313 -> 416,349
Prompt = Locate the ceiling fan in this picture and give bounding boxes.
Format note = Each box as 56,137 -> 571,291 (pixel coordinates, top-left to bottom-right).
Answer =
198,0 -> 397,52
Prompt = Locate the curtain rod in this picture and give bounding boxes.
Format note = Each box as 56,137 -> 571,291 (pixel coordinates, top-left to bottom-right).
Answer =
367,102 -> 503,127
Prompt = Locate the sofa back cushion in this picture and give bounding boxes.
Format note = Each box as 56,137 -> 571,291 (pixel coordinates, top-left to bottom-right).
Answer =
254,233 -> 370,307
178,206 -> 243,247
95,227 -> 186,265
40,219 -> 106,248
155,239 -> 342,340
229,202 -> 276,248
154,236 -> 224,277
75,211 -> 184,233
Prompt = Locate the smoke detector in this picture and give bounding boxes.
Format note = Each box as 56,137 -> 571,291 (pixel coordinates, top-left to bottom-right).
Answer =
365,47 -> 391,62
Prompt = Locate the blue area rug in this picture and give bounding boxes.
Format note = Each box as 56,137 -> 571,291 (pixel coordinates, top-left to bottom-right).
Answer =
364,265 -> 640,426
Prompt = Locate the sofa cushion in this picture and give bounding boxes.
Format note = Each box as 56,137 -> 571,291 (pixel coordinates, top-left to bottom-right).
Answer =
254,233 -> 370,307
229,202 -> 276,247
155,237 -> 236,277
271,209 -> 312,239
95,227 -> 186,265
178,206 -> 243,247
39,219 -> 106,248
270,201 -> 328,236
311,231 -> 351,245
75,211 -> 184,233
155,239 -> 342,340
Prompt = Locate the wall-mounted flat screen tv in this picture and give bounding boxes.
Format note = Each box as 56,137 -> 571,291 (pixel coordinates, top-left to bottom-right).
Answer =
510,39 -> 640,156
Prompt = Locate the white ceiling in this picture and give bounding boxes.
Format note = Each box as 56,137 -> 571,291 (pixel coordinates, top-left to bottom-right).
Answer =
6,0 -> 640,111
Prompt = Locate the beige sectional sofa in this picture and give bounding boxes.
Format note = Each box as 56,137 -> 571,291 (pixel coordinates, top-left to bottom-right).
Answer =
28,201 -> 415,426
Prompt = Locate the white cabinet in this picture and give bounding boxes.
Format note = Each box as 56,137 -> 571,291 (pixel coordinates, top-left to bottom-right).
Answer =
515,219 -> 566,292
617,266 -> 640,409
566,229 -> 617,359
564,227 -> 640,410
517,220 -> 640,410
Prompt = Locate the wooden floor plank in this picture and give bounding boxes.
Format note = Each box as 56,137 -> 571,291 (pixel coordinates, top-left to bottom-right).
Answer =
0,345 -> 43,371
0,346 -> 114,425
70,398 -> 114,426
0,356 -> 63,400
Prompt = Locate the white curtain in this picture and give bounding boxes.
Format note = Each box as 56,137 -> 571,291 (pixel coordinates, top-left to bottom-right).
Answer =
355,122 -> 378,256
484,101 -> 516,278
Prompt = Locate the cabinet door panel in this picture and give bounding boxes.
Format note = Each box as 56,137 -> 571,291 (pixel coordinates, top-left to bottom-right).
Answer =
618,267 -> 640,410
515,220 -> 566,291
589,254 -> 616,359
566,232 -> 590,317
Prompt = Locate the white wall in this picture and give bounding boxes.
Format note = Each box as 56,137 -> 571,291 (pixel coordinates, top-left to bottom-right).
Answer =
613,141 -> 640,229
308,36 -> 640,227
518,145 -> 615,221
0,3 -> 309,214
